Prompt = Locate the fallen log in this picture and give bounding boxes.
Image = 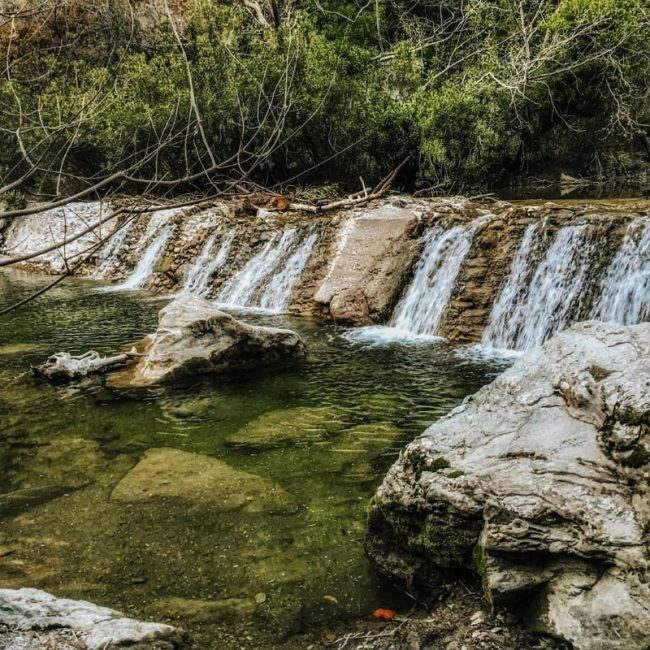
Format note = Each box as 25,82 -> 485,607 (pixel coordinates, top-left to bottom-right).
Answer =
32,350 -> 136,383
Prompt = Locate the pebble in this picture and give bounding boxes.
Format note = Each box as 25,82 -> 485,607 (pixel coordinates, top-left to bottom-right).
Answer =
470,610 -> 485,626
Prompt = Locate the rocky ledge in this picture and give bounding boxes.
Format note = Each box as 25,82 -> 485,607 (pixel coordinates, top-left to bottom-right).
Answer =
365,321 -> 650,650
0,588 -> 191,649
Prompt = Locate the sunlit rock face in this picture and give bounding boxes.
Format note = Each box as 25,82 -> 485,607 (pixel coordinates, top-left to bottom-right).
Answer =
366,321 -> 650,650
108,295 -> 306,388
313,202 -> 426,325
0,587 -> 191,649
0,202 -> 115,273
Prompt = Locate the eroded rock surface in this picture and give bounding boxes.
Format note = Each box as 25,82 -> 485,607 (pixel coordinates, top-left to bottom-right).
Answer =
0,588 -> 190,649
314,203 -> 423,324
108,295 -> 306,388
366,321 -> 650,650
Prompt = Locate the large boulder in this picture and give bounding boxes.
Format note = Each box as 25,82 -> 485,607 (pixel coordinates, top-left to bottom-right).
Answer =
108,295 -> 306,388
0,588 -> 190,649
366,321 -> 650,650
314,202 -> 423,324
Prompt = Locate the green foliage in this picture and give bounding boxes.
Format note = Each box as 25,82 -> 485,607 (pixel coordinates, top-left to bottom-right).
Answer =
1,191 -> 27,211
1,0 -> 648,194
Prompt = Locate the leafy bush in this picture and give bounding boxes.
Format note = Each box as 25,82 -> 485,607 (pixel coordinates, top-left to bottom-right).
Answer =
0,0 -> 648,194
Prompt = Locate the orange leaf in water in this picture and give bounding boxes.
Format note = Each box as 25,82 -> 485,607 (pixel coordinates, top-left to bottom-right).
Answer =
372,608 -> 396,621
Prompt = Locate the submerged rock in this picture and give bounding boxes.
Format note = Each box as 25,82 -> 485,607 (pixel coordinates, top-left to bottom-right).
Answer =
111,447 -> 296,514
0,587 -> 190,649
365,321 -> 650,650
108,295 -> 306,388
323,422 -> 403,480
147,597 -> 255,624
225,405 -> 347,449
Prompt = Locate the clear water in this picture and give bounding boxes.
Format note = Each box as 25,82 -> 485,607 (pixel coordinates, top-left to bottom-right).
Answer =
0,269 -> 508,649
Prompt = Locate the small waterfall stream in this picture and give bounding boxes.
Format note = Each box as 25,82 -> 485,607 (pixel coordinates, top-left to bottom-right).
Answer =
181,231 -> 235,297
483,224 -> 595,351
481,223 -> 541,349
591,219 -> 650,324
390,215 -> 490,337
101,209 -> 178,292
259,232 -> 318,312
217,229 -> 316,312
92,217 -> 136,278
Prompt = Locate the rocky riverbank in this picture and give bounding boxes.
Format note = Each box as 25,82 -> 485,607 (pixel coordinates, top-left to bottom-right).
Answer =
363,320 -> 650,650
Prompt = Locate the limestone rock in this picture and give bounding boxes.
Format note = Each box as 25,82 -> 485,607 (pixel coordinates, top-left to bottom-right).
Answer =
314,203 -> 422,324
225,406 -> 347,449
108,295 -> 306,388
0,588 -> 190,649
0,202 -> 113,273
365,321 -> 650,650
111,447 -> 296,514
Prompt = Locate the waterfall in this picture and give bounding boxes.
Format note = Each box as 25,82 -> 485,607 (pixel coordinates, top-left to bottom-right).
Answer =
484,224 -> 595,351
259,232 -> 318,312
92,217 -> 136,278
180,231 -> 235,297
217,229 -> 299,309
391,221 -> 481,337
481,223 -> 541,348
592,219 -> 650,324
0,201 -> 109,272
101,208 -> 178,292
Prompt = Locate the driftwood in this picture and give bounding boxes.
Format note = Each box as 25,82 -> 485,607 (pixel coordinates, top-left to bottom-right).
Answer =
32,350 -> 136,383
286,157 -> 409,213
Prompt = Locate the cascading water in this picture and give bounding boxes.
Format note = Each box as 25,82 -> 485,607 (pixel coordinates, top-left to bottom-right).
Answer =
217,229 -> 315,310
259,232 -> 318,312
180,231 -> 235,297
484,224 -> 595,351
92,217 -> 136,278
591,218 -> 650,324
481,223 -> 541,349
390,218 -> 486,337
101,208 -> 178,292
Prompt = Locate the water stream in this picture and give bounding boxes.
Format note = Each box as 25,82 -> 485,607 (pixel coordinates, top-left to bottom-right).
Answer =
100,209 -> 180,292
259,232 -> 318,312
180,231 -> 235,297
483,224 -> 595,351
591,218 -> 650,324
218,229 -> 316,312
385,215 -> 491,339
481,223 -> 542,350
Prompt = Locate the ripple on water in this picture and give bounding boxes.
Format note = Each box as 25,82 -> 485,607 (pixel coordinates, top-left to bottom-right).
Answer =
0,270 -> 510,649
